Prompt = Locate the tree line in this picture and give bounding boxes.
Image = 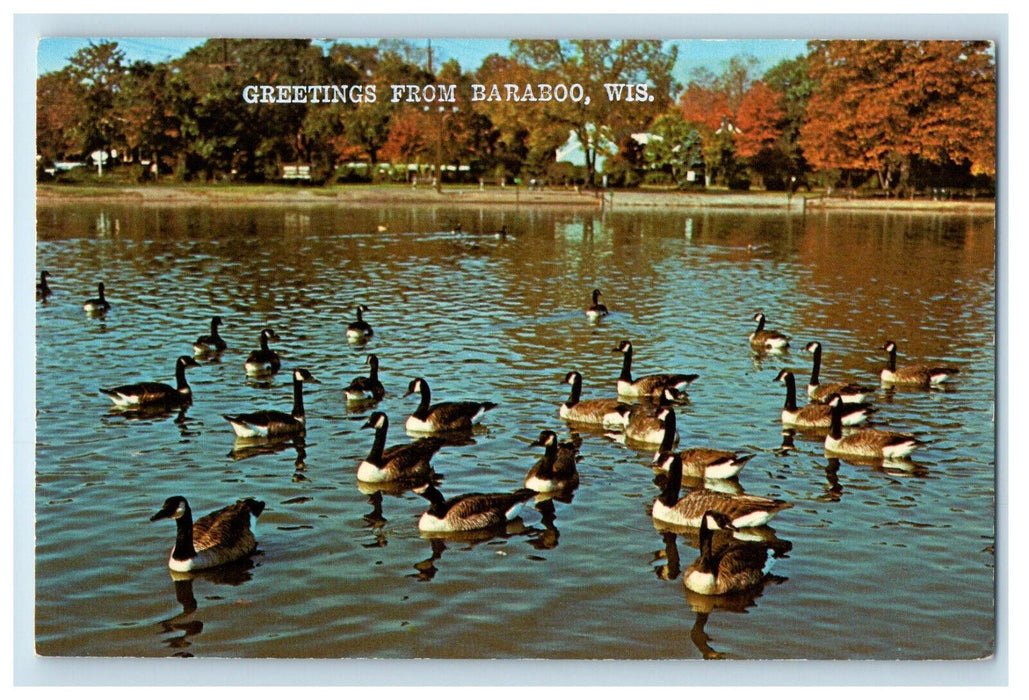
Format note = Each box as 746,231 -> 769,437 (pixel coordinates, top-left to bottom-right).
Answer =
36,38 -> 996,196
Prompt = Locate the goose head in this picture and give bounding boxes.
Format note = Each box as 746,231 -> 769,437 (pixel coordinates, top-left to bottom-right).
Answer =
150,496 -> 189,522
531,430 -> 559,448
362,411 -> 389,431
293,368 -> 319,383
612,340 -> 633,354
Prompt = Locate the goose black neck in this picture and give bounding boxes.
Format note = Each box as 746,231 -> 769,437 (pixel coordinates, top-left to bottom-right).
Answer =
658,409 -> 677,453
592,289 -> 601,304
565,374 -> 583,407
782,373 -> 798,411
695,514 -> 717,574
292,375 -> 306,419
356,308 -> 364,323
659,456 -> 684,507
260,333 -> 270,351
539,440 -> 559,476
755,315 -> 766,332
886,345 -> 897,372
809,345 -> 822,384
419,485 -> 448,516
171,505 -> 197,561
413,382 -> 431,419
619,347 -> 634,382
368,356 -> 379,382
366,418 -> 388,465
175,360 -> 192,393
828,400 -> 844,439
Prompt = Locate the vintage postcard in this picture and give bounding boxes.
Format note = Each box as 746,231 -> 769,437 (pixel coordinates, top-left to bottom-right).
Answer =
21,15 -> 1003,685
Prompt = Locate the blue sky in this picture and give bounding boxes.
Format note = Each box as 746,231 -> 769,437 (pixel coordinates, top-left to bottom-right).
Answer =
37,37 -> 808,86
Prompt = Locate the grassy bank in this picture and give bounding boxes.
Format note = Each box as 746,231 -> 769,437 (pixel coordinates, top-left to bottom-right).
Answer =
35,182 -> 995,213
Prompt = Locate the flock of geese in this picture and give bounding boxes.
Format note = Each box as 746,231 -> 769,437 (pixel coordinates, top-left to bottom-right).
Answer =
40,267 -> 961,598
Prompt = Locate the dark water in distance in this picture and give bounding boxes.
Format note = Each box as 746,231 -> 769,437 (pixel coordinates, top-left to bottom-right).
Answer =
34,202 -> 995,659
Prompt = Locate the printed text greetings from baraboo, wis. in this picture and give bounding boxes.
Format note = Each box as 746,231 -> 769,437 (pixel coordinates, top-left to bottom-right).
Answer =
241,83 -> 655,105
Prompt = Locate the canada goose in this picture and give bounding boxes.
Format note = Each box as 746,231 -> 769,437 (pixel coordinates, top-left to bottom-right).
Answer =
404,377 -> 497,434
585,288 -> 609,321
357,411 -> 445,483
344,354 -> 386,402
36,270 -> 52,300
652,408 -> 754,480
775,370 -> 873,428
413,483 -> 536,533
613,340 -> 699,398
524,430 -> 580,493
244,328 -> 281,377
652,452 -> 792,529
100,355 -> 200,408
881,340 -> 959,387
83,282 -> 110,314
624,390 -> 681,445
150,496 -> 265,572
193,316 -> 228,355
682,510 -> 778,596
804,341 -> 876,403
824,393 -> 920,460
749,313 -> 790,351
346,305 -> 374,343
223,368 -> 319,438
559,370 -> 631,429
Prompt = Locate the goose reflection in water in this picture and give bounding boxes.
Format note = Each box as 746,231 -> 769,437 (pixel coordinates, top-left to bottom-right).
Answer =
409,520 -> 532,582
156,559 -> 259,656
355,475 -> 447,550
651,529 -> 791,659
103,403 -> 196,436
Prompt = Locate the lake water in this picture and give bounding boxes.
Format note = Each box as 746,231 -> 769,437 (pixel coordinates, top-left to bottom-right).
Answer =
33,201 -> 995,660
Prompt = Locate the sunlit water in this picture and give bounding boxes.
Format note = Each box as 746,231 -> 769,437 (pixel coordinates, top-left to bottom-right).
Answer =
34,202 -> 995,659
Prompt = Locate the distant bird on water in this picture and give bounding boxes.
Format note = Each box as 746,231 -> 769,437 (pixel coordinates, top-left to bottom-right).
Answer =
83,282 -> 111,315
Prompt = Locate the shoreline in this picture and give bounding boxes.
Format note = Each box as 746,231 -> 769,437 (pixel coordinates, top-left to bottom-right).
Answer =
35,184 -> 995,213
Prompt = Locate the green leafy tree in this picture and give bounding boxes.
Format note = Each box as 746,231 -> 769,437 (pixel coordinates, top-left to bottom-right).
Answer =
643,111 -> 704,186
510,40 -> 678,186
65,41 -> 126,166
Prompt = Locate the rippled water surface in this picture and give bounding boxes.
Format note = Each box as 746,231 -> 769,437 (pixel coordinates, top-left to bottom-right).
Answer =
34,202 -> 995,659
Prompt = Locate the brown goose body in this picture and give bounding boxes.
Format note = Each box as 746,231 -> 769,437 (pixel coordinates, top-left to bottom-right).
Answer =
652,453 -> 792,529
559,371 -> 630,428
151,496 -> 265,572
804,341 -> 876,403
357,411 -> 444,483
749,312 -> 789,351
345,354 -> 386,402
100,356 -> 199,408
524,430 -> 580,493
613,340 -> 699,398
414,484 -> 536,533
880,341 -> 959,387
623,388 -> 680,445
651,407 -> 754,480
194,316 -> 228,355
775,370 -> 873,428
224,368 -> 318,438
823,394 -> 920,460
244,328 -> 281,377
683,511 -> 778,595
404,377 -> 497,434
